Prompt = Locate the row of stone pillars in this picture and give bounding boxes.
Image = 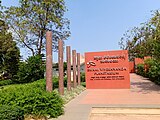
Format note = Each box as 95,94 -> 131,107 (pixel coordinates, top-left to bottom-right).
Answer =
46,31 -> 81,95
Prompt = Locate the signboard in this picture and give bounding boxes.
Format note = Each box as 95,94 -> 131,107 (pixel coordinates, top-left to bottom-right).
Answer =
85,50 -> 130,89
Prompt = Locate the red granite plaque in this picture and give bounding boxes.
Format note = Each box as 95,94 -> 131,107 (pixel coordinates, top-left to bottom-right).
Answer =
85,50 -> 130,89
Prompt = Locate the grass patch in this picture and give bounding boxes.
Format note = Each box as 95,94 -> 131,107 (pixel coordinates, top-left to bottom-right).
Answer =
61,85 -> 86,104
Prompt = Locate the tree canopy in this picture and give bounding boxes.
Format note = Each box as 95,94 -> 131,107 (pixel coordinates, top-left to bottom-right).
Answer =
0,0 -> 70,56
0,20 -> 20,79
119,10 -> 160,61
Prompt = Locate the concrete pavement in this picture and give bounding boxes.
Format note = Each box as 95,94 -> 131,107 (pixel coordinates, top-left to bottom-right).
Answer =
52,74 -> 160,120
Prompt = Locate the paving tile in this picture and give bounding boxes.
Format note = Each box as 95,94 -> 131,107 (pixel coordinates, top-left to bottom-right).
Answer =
52,74 -> 160,120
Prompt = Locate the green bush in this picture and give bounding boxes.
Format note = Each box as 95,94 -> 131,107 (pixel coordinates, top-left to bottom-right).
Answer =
0,79 -> 64,118
136,64 -> 145,76
144,58 -> 154,77
15,55 -> 44,83
147,60 -> 160,85
81,82 -> 86,87
80,72 -> 85,82
53,77 -> 67,89
0,105 -> 24,120
0,79 -> 13,86
136,59 -> 160,85
144,58 -> 154,67
80,73 -> 86,87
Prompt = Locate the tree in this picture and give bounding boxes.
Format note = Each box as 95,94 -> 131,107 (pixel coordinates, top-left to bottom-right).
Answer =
15,55 -> 44,83
0,0 -> 70,56
119,10 -> 160,61
149,10 -> 160,60
0,20 -> 20,79
119,10 -> 160,84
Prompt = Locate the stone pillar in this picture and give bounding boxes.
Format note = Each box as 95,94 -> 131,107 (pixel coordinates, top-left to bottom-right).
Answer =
58,40 -> 64,95
66,46 -> 71,90
46,31 -> 53,92
77,53 -> 81,85
72,50 -> 77,88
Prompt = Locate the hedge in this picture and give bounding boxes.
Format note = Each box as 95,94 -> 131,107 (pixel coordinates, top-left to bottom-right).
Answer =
0,79 -> 64,118
0,105 -> 24,120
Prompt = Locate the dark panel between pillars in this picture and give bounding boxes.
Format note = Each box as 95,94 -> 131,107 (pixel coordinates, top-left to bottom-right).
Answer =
58,40 -> 64,95
77,53 -> 81,85
66,46 -> 71,90
46,31 -> 53,92
72,50 -> 77,88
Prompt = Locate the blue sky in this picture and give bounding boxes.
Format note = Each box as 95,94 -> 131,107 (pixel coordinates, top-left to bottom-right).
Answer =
2,0 -> 160,61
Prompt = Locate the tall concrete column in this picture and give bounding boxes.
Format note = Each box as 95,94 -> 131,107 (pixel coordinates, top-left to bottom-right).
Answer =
46,31 -> 53,92
66,46 -> 71,91
72,50 -> 77,88
77,53 -> 81,85
58,40 -> 64,95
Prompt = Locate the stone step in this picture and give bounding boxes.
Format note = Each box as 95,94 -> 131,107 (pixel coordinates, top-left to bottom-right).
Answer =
90,108 -> 160,120
91,107 -> 160,115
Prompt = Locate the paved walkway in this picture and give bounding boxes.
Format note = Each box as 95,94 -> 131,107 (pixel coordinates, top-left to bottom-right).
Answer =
52,74 -> 160,120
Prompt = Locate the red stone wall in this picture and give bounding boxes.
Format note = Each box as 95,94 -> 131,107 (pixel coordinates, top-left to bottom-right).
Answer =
144,56 -> 151,60
134,58 -> 144,65
129,61 -> 135,73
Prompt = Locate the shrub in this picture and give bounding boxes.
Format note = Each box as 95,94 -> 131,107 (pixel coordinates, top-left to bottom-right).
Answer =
80,72 -> 85,82
80,73 -> 86,87
136,59 -> 160,85
147,60 -> 160,85
15,55 -> 44,83
81,82 -> 86,87
136,64 -> 145,76
0,79 -> 13,86
144,58 -> 155,67
0,105 -> 24,120
53,77 -> 67,89
0,80 -> 64,118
